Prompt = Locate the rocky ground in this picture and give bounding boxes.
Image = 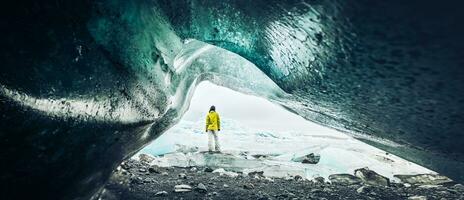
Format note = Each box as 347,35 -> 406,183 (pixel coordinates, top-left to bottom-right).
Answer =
100,156 -> 464,200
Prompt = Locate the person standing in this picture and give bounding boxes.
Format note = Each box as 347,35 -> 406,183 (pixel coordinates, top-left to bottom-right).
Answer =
205,105 -> 221,152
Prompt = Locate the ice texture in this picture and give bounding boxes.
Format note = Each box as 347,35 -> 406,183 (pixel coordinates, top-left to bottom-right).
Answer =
1,0 -> 464,199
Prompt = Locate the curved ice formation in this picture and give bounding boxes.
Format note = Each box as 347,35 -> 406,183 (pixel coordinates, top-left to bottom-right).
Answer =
1,0 -> 464,199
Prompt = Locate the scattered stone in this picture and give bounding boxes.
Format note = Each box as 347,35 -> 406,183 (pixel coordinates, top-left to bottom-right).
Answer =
178,173 -> 187,179
251,154 -> 268,159
408,196 -> 427,200
356,185 -> 373,194
243,183 -> 255,189
190,167 -> 197,172
322,187 -> 332,193
302,153 -> 321,164
451,183 -> 464,191
154,191 -> 167,196
138,168 -> 147,173
148,167 -> 160,174
264,177 -> 274,182
294,175 -> 303,181
310,188 -> 322,193
195,183 -> 207,193
174,184 -> 192,193
106,159 -> 463,200
292,153 -> 321,164
248,171 -> 265,178
257,196 -> 270,200
328,174 -> 362,185
313,176 -> 325,184
120,162 -> 130,170
354,167 -> 390,186
138,154 -> 155,164
130,176 -> 143,184
204,167 -> 214,173
394,174 -> 453,185
161,172 -> 168,176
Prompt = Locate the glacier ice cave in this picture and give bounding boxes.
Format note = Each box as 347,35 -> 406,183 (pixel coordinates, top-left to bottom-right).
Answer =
0,0 -> 463,199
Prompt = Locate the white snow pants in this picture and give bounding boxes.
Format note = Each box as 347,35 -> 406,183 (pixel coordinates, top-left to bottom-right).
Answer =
208,130 -> 221,152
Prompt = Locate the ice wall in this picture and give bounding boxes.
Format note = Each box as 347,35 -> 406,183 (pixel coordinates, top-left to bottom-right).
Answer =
1,0 -> 463,199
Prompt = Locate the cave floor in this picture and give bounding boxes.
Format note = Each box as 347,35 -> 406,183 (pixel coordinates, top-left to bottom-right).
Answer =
101,159 -> 464,200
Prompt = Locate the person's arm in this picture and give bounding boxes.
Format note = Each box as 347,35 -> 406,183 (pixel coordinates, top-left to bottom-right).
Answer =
217,114 -> 220,131
205,115 -> 209,132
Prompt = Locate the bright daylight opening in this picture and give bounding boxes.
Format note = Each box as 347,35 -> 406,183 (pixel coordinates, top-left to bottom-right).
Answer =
137,81 -> 433,180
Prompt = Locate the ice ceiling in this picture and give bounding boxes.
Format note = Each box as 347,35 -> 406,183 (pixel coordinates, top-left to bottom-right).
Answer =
1,0 -> 463,199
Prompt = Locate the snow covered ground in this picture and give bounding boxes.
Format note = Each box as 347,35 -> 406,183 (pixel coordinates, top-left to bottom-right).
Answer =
139,82 -> 434,181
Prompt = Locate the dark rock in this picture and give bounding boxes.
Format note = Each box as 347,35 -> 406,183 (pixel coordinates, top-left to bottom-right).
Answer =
292,153 -> 321,164
148,167 -> 160,174
154,191 -> 168,196
451,184 -> 464,191
120,162 -> 130,170
294,175 -> 303,181
356,185 -> 373,194
313,177 -> 325,184
243,183 -> 255,189
104,159 -> 464,200
322,187 -> 333,193
207,192 -> 219,196
248,171 -> 265,178
354,167 -> 390,186
257,196 -> 270,200
178,173 -> 187,179
195,183 -> 207,193
328,174 -> 362,185
204,167 -> 214,173
130,176 -> 143,184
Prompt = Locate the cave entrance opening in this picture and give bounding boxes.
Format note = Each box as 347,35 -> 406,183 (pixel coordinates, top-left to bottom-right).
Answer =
136,81 -> 433,180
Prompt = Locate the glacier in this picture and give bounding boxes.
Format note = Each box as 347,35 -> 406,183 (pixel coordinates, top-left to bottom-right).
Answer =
139,82 -> 434,181
1,0 -> 463,199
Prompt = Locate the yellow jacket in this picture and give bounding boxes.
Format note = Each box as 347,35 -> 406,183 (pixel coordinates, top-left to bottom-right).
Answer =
206,111 -> 220,131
